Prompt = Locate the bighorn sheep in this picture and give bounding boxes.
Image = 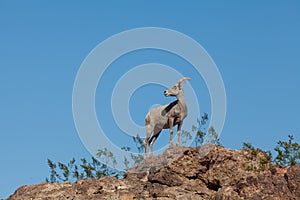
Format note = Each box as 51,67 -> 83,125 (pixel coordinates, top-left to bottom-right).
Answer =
143,77 -> 191,158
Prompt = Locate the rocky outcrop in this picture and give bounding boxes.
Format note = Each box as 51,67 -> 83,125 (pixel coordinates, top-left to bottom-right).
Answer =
8,145 -> 300,200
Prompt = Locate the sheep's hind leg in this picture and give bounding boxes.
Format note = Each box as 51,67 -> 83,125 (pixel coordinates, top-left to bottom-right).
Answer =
149,128 -> 162,157
144,124 -> 153,159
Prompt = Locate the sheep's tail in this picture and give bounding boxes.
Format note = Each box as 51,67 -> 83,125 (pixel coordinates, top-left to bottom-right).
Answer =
145,114 -> 151,125
145,113 -> 161,145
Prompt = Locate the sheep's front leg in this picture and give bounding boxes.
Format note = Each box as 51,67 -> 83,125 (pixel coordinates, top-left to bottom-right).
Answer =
169,118 -> 174,146
176,122 -> 182,146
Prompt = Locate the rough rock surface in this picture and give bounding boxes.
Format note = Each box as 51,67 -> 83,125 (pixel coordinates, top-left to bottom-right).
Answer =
8,145 -> 300,200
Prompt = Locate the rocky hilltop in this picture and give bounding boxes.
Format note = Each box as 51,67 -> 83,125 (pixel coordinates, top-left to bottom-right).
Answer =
8,145 -> 300,200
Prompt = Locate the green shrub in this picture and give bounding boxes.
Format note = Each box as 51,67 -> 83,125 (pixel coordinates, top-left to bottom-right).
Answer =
274,135 -> 300,166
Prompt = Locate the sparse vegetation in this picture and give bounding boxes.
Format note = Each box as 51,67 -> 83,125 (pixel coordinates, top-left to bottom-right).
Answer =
274,134 -> 300,166
242,142 -> 273,172
46,156 -> 120,183
242,134 -> 299,172
121,134 -> 144,168
96,147 -> 117,168
47,110 -> 299,181
242,142 -> 260,160
181,130 -> 193,145
46,135 -> 144,183
205,126 -> 220,146
181,113 -> 220,147
193,113 -> 209,147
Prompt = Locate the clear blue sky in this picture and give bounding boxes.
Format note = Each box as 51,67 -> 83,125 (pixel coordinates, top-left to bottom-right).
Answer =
1,1 -> 300,198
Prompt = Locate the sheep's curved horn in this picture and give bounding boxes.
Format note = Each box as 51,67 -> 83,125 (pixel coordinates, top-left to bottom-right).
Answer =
178,77 -> 192,84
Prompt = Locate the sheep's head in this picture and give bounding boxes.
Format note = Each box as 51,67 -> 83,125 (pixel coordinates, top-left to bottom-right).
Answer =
164,77 -> 191,97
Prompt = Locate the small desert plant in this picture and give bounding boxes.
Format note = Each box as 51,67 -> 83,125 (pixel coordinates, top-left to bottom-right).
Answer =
46,134 -> 147,183
273,134 -> 300,166
242,142 -> 273,172
121,134 -> 144,168
193,113 -> 209,147
242,134 -> 300,171
46,150 -> 121,183
181,113 -> 220,147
